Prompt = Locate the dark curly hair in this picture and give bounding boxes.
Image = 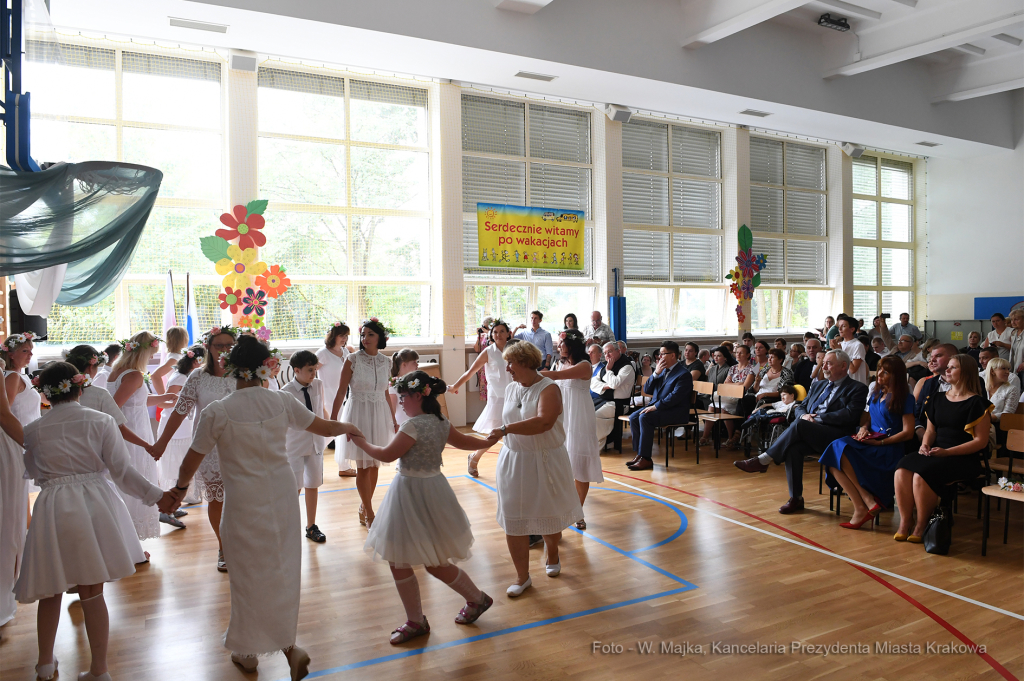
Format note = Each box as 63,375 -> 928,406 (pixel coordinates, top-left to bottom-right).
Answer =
488,320 -> 511,344
64,345 -> 106,374
33,361 -> 85,404
177,345 -> 205,376
558,329 -> 588,365
227,335 -> 271,378
359,319 -> 389,351
395,370 -> 447,420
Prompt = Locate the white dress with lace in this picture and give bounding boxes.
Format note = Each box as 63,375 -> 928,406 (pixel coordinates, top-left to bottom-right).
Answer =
108,370 -> 160,541
335,351 -> 394,470
473,343 -> 510,433
173,369 -> 235,502
364,415 -> 474,567
556,366 -> 604,484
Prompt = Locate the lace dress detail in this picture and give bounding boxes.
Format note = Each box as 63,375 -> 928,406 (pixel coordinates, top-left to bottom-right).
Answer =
336,351 -> 394,470
174,369 -> 235,502
396,415 -> 449,476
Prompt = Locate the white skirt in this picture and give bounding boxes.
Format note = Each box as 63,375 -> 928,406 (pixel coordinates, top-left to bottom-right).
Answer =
158,436 -> 192,490
15,473 -> 139,603
562,392 -> 604,484
0,434 -> 28,624
496,444 -> 583,536
364,472 -> 474,568
473,396 -> 505,434
336,396 -> 393,470
123,441 -> 160,540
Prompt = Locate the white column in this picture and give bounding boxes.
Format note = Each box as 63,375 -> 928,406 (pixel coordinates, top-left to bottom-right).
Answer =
434,83 -> 467,426
827,145 -> 852,314
722,126 -> 750,337
226,53 -> 258,326
593,113 -> 623,316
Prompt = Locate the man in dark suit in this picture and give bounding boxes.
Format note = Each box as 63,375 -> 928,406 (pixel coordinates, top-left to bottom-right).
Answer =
626,341 -> 692,471
733,349 -> 868,513
792,338 -> 820,391
913,343 -> 957,440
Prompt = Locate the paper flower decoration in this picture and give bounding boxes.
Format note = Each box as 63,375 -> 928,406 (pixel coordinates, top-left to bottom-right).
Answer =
216,245 -> 267,291
735,304 -> 746,323
755,254 -> 768,270
736,249 -> 759,278
729,280 -> 742,300
242,288 -> 267,317
217,205 -> 267,251
256,327 -> 272,341
256,265 -> 291,299
219,287 -> 243,314
741,279 -> 755,299
726,266 -> 743,282
238,315 -> 255,328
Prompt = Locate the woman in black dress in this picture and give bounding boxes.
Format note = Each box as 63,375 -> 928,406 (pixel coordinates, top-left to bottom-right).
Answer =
893,354 -> 992,543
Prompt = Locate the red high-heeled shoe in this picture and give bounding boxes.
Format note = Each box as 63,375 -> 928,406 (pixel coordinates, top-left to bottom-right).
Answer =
840,514 -> 874,530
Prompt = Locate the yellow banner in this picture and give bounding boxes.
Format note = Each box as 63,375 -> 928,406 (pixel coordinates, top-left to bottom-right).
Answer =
476,203 -> 585,270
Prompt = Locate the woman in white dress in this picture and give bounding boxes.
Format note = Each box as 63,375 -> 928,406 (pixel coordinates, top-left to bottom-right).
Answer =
450,321 -> 511,477
331,319 -> 398,528
485,341 -> 583,598
541,330 -> 602,530
388,348 -> 419,427
107,332 -> 170,541
5,361 -> 173,681
169,336 -> 360,680
152,326 -> 237,571
149,326 -> 188,394
351,371 -> 496,644
0,331 -> 39,629
316,322 -> 357,477
90,343 -> 121,392
154,347 -> 205,506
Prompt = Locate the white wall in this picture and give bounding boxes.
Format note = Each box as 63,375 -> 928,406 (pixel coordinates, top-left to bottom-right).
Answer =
926,95 -> 1024,320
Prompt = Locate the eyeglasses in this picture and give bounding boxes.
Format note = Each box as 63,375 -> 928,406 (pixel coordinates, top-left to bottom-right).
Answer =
211,342 -> 233,351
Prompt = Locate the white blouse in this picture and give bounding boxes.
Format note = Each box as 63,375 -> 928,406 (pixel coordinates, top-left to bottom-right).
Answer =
79,385 -> 127,426
990,381 -> 1021,419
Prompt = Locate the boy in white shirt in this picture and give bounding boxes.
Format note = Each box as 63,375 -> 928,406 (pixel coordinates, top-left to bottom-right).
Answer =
281,350 -> 328,543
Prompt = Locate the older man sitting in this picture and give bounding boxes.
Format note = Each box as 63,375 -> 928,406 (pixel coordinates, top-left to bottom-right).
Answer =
592,342 -> 636,450
584,311 -> 615,347
734,350 -> 868,514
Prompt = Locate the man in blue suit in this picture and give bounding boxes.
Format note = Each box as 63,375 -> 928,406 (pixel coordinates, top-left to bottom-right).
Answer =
734,349 -> 868,514
627,341 -> 692,471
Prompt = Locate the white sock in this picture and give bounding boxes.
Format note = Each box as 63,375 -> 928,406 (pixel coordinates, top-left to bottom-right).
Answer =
444,568 -> 484,604
758,452 -> 773,465
393,574 -> 423,623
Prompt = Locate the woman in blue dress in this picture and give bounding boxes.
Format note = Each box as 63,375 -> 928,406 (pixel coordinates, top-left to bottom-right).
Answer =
820,355 -> 916,529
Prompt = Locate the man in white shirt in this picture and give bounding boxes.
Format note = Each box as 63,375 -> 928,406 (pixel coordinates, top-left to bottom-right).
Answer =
984,312 -> 1012,361
889,313 -> 922,343
583,311 -> 615,347
281,350 -> 328,543
592,342 -> 636,450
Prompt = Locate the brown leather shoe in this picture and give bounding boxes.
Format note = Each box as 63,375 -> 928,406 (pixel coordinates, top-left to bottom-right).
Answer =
733,457 -> 769,473
627,457 -> 653,471
625,455 -> 642,467
778,497 -> 805,514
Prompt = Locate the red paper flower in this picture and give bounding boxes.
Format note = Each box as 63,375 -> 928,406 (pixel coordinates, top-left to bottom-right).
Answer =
736,249 -> 759,278
256,264 -> 291,299
217,205 -> 267,250
219,287 -> 243,314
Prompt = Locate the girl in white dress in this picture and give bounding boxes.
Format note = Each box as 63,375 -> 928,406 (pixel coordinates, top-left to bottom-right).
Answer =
316,322 -> 357,477
450,321 -> 511,477
154,347 -> 204,505
486,341 -> 583,598
5,361 -> 173,681
351,372 -> 496,644
331,319 -> 398,528
541,330 -> 603,531
90,343 -> 121,392
152,326 -> 237,571
169,336 -> 360,680
0,331 -> 39,629
106,331 -> 169,541
150,326 -> 188,394
388,348 -> 419,426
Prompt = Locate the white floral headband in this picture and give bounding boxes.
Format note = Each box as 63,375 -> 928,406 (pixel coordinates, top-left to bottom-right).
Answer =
120,337 -> 160,352
31,372 -> 90,398
3,331 -> 35,350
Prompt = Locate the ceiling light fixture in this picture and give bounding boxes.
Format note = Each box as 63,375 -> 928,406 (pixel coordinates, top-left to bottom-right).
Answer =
916,141 -> 941,147
169,17 -> 228,33
515,71 -> 557,82
738,109 -> 772,117
818,13 -> 851,31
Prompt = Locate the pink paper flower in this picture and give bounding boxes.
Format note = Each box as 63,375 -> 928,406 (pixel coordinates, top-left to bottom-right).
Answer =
256,327 -> 272,341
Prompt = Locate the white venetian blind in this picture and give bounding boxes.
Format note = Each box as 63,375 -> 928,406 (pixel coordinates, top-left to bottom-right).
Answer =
750,185 -> 783,233
751,237 -> 785,285
462,156 -> 525,212
529,163 -> 591,217
461,94 -> 525,156
750,137 -> 783,185
624,230 -> 670,281
622,119 -> 668,171
786,241 -> 826,285
623,173 -> 669,225
672,125 -> 720,178
673,233 -> 721,282
528,103 -> 590,164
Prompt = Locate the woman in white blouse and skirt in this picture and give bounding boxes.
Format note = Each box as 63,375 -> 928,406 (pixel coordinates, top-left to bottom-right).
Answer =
487,341 -> 583,598
169,336 -> 360,680
315,322 -> 357,477
450,321 -> 511,477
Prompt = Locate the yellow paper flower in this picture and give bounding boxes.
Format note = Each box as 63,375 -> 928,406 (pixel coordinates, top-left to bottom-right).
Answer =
216,245 -> 267,291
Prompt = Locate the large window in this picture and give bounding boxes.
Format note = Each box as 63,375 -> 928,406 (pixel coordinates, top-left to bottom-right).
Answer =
258,66 -> 431,340
748,137 -> 830,332
26,39 -> 226,344
461,93 -> 594,335
621,119 -> 724,336
851,154 -> 915,322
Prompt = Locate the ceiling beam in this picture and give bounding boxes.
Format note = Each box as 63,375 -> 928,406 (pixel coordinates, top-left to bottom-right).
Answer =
932,52 -> 1024,101
492,0 -> 554,15
952,43 -> 986,55
824,0 -> 1024,77
679,0 -> 806,48
817,0 -> 882,21
992,32 -> 1023,46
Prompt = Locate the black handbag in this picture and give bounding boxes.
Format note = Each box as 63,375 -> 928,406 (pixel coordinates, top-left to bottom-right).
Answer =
923,506 -> 953,555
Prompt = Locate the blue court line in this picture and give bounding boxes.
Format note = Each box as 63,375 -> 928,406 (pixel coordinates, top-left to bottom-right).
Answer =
271,475 -> 697,680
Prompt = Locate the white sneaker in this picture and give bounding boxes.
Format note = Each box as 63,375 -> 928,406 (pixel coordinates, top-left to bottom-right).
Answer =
545,561 -> 561,577
35,657 -> 57,680
231,653 -> 259,672
506,576 -> 532,597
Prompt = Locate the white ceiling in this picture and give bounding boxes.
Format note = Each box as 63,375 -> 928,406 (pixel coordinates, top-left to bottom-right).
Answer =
42,0 -> 1024,159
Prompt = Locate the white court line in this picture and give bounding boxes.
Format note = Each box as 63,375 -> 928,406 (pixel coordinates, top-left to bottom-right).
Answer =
604,477 -> 1024,622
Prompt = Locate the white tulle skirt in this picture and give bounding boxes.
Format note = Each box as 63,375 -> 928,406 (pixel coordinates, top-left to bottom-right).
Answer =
158,436 -> 191,490
473,396 -> 505,434
364,472 -> 474,568
15,473 -> 139,603
336,395 -> 393,470
0,434 -> 28,624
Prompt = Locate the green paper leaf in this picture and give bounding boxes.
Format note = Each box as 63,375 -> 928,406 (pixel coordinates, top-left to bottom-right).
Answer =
725,273 -> 733,280
752,272 -> 761,288
200,236 -> 231,263
738,224 -> 753,252
245,199 -> 269,216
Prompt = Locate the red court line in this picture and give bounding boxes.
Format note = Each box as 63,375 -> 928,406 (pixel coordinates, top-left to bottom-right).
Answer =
605,470 -> 1019,681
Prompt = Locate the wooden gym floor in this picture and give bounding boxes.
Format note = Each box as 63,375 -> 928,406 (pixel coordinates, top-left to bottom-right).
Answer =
1,432 -> 1021,681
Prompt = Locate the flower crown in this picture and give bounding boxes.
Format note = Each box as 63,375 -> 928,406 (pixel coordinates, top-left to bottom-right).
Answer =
64,350 -> 107,368
560,329 -> 585,343
3,331 -> 35,350
361,317 -> 395,338
333,321 -> 347,328
31,372 -> 90,398
203,325 -> 239,342
395,373 -> 435,397
120,337 -> 161,352
221,353 -> 279,382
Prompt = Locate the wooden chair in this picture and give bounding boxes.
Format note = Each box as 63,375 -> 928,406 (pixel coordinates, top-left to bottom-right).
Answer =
617,375 -> 650,444
982,484 -> 1023,556
698,383 -> 746,459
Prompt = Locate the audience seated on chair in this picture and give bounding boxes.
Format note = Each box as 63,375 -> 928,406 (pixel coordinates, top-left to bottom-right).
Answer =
793,339 -> 820,390
626,341 -> 692,471
913,343 -> 957,442
592,341 -> 636,449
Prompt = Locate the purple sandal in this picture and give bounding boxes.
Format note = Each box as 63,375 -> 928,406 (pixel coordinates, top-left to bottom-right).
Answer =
390,617 -> 430,644
455,593 -> 493,625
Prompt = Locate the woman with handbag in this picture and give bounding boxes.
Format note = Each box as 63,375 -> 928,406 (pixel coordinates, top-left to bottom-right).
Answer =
893,354 -> 992,544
